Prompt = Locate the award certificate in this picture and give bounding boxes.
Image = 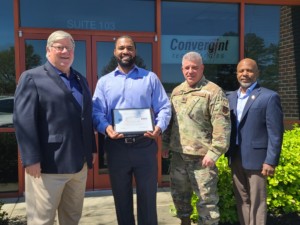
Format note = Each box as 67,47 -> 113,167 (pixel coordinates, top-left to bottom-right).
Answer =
112,108 -> 154,134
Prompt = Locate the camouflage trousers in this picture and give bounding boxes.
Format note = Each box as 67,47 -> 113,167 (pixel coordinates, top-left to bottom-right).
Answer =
170,152 -> 219,225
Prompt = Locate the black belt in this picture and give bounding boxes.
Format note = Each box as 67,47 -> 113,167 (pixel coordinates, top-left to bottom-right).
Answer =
124,137 -> 143,144
109,136 -> 149,144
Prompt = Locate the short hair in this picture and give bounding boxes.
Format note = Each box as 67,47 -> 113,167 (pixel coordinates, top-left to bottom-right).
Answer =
115,35 -> 136,49
182,51 -> 203,65
46,30 -> 75,48
237,58 -> 259,72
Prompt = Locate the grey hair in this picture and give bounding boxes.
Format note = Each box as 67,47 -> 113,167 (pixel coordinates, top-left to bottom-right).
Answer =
46,30 -> 75,48
182,51 -> 203,65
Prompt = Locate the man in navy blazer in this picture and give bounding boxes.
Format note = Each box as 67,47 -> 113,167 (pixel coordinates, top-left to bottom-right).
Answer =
13,30 -> 96,225
226,58 -> 284,225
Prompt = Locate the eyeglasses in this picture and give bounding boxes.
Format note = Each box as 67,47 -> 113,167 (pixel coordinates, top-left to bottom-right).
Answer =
51,45 -> 74,52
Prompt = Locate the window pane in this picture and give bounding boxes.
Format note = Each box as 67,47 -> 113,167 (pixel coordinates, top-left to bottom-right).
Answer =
73,41 -> 87,77
20,0 -> 155,32
161,2 -> 239,93
0,0 -> 15,128
0,133 -> 18,192
245,5 -> 280,91
25,40 -> 47,70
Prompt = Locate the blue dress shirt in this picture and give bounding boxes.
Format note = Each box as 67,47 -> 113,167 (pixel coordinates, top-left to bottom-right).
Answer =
49,61 -> 83,108
59,72 -> 83,108
236,81 -> 257,144
237,82 -> 257,123
92,66 -> 171,134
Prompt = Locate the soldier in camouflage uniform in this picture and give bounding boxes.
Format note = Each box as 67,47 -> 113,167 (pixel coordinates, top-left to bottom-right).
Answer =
162,51 -> 231,225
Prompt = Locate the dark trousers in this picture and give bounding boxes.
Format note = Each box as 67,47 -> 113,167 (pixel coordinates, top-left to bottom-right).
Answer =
105,137 -> 158,225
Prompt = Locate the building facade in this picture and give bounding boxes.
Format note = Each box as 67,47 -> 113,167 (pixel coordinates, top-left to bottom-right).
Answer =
0,0 -> 299,197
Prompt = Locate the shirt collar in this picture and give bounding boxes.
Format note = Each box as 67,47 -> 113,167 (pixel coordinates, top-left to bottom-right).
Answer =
237,81 -> 257,98
183,76 -> 207,91
114,65 -> 138,76
48,61 -> 75,79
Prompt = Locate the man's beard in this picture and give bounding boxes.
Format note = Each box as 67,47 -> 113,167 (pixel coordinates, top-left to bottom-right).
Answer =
116,56 -> 136,68
239,81 -> 253,88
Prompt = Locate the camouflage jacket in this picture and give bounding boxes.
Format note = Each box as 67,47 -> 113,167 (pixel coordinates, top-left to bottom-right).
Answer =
163,77 -> 231,161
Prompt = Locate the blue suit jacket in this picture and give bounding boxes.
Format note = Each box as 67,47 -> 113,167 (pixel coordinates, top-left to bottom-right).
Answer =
226,84 -> 284,170
13,62 -> 96,173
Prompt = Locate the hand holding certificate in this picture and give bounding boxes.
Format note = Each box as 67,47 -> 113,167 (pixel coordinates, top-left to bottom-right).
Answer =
112,108 -> 154,135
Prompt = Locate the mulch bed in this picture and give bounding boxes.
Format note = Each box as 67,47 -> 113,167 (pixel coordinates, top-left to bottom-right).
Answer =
219,212 -> 300,225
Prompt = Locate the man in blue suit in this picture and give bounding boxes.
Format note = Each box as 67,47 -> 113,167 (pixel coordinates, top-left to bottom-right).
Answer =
13,30 -> 97,225
226,58 -> 284,225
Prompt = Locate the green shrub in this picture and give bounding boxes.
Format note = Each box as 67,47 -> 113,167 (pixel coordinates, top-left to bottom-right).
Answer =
187,124 -> 300,223
267,124 -> 300,215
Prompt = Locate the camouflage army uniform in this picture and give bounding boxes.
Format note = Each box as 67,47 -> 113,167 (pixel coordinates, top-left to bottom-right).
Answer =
163,77 -> 231,225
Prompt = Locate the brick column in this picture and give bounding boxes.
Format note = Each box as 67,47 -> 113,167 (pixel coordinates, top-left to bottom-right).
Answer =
278,6 -> 300,125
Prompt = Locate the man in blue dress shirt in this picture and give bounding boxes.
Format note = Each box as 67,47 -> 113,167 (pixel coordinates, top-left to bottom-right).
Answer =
92,35 -> 171,225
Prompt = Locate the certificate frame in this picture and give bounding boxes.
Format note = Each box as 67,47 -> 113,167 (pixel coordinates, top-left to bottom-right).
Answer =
112,108 -> 154,135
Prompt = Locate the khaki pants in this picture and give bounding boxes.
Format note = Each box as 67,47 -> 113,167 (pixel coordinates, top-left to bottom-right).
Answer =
231,155 -> 267,225
25,164 -> 87,225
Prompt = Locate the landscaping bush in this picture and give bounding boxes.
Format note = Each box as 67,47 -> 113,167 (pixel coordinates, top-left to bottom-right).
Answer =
188,124 -> 300,224
267,124 -> 300,215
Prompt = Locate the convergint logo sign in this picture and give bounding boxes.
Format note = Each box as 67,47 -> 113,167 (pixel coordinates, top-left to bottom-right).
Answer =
161,35 -> 239,64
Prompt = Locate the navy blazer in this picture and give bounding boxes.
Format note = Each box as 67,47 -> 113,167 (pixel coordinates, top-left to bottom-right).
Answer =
13,62 -> 96,174
226,84 -> 284,170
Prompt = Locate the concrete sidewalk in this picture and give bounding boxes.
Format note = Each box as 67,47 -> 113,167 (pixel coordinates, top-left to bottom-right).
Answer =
1,187 -> 181,225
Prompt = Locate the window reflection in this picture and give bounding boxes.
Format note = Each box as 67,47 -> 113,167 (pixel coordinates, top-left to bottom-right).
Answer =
0,133 -> 18,192
161,2 -> 239,93
0,0 -> 17,194
24,41 -> 45,70
73,41 -> 87,77
0,0 -> 15,128
0,97 -> 14,128
20,0 -> 155,32
245,5 -> 280,91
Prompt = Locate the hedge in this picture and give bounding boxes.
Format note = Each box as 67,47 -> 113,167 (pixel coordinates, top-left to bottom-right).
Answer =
188,124 -> 300,223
